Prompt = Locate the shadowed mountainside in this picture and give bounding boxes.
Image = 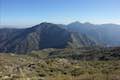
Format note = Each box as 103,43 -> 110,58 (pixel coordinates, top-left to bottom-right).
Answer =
0,23 -> 71,53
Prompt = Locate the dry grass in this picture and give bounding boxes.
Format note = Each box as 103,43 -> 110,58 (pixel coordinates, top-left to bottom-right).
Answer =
0,53 -> 120,80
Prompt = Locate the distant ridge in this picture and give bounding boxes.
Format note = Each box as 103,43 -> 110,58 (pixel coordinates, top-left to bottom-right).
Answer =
0,22 -> 120,53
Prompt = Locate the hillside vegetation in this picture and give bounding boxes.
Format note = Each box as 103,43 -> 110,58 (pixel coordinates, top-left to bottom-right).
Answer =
0,47 -> 120,80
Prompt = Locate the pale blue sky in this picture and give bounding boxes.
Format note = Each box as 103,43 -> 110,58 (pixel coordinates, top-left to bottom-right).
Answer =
0,0 -> 120,27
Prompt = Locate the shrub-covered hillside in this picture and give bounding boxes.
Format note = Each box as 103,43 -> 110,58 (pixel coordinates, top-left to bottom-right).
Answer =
0,53 -> 120,80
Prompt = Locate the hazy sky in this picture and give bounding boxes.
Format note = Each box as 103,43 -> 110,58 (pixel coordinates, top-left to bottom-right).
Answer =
0,0 -> 120,27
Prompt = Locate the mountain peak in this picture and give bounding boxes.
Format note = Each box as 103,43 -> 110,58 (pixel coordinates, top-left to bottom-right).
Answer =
68,21 -> 83,27
70,21 -> 81,24
34,22 -> 54,27
84,22 -> 92,25
84,22 -> 94,26
40,22 -> 53,25
30,22 -> 58,31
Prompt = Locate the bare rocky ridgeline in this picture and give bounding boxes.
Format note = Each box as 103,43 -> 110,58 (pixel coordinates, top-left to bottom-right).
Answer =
0,53 -> 120,80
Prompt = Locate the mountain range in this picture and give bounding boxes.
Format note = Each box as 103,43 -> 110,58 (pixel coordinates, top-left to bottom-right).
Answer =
0,22 -> 120,53
67,22 -> 120,47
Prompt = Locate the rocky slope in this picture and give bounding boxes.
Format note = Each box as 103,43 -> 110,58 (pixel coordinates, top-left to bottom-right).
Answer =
0,22 -> 97,53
